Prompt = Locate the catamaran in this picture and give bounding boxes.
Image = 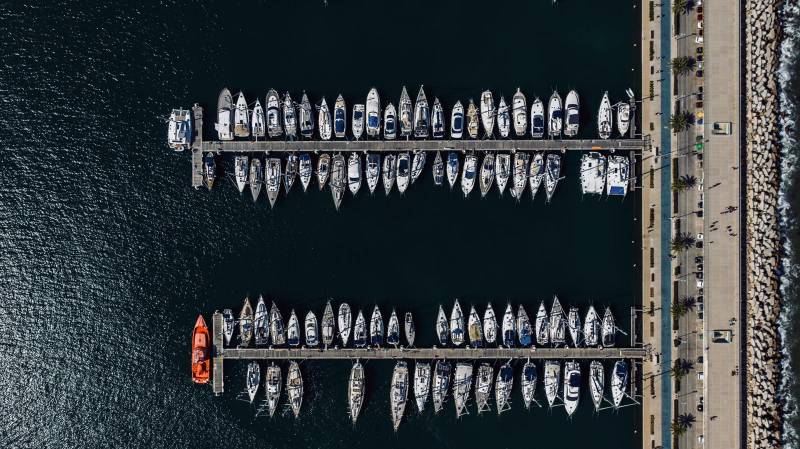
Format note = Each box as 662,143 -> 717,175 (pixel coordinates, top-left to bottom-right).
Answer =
450,299 -> 465,346
480,90 -> 495,137
580,152 -> 607,195
370,305 -> 384,346
531,97 -> 545,138
446,152 -> 459,189
305,311 -> 319,347
266,158 -> 281,208
387,309 -> 400,346
298,153 -> 312,192
590,360 -> 604,412
432,360 -> 451,414
436,305 -> 449,345
461,154 -> 477,197
454,363 -> 473,418
354,310 -> 367,347
299,91 -> 314,138
266,363 -> 281,417
396,152 -> 411,194
479,152 -> 495,197
266,89 -> 283,138
352,103 -> 365,140
466,99 -> 479,139
535,301 -> 550,346
529,152 -> 544,199
249,158 -> 263,202
544,153 -> 562,203
287,309 -> 300,346
611,360 -> 628,408
234,155 -> 248,193
282,92 -> 297,138
468,306 -> 483,347
382,153 -> 397,195
512,88 -> 527,136
251,99 -> 265,138
399,86 -> 413,138
404,312 -> 415,346
432,151 -> 444,186
598,91 -> 613,139
366,153 -> 381,194
483,303 -> 497,345
347,152 -> 362,195
234,91 -> 250,138
366,87 -> 381,137
548,91 -> 563,138
349,361 -> 365,424
338,302 -> 352,346
317,153 -> 330,190
476,363 -> 493,413
414,362 -> 431,412
246,361 -> 260,403
202,152 -> 215,190
517,304 -> 533,346
497,96 -> 510,138
563,361 -> 581,416
318,97 -> 332,140
617,102 -> 631,136
432,98 -> 445,138
606,154 -> 630,197
254,295 -> 269,346
168,108 -> 192,151
550,295 -> 566,346
544,360 -> 560,408
215,88 -> 233,140
602,307 -> 616,347
451,100 -> 464,138
222,308 -> 235,346
334,94 -> 347,139
584,305 -> 600,347
284,154 -> 298,194
567,306 -> 582,347
564,90 -> 580,137
414,86 -> 429,138
410,151 -> 426,184
321,300 -> 335,347
384,103 -> 397,140
510,152 -> 529,200
502,303 -> 515,347
287,361 -> 303,418
239,297 -> 254,347
495,362 -> 513,415
522,360 -> 538,410
495,153 -> 510,195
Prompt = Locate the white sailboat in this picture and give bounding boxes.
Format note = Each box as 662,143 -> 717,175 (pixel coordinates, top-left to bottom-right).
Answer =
522,360 -> 538,410
432,360 -> 451,414
321,300 -> 335,347
529,152 -> 544,200
287,361 -> 303,418
414,362 -> 431,412
580,152 -> 607,195
366,153 -> 380,194
598,91 -> 613,139
548,91 -> 563,137
563,361 -> 581,416
480,90 -> 495,137
544,153 -> 562,203
239,297 -> 254,347
450,299 -> 465,346
396,152 -> 411,194
299,91 -> 314,138
349,361 -> 365,424
387,309 -> 400,346
611,360 -> 628,408
251,98 -> 265,138
564,90 -> 580,137
298,153 -> 312,192
432,150 -> 444,186
497,96 -> 510,138
353,310 -> 367,347
510,152 -> 530,200
248,158 -> 263,202
567,306 -> 582,347
330,153 -> 346,210
266,89 -> 283,138
215,88 -> 233,141
382,153 -> 397,195
601,307 -> 616,347
494,362 -> 513,415
410,151 -> 426,184
512,88 -> 527,136
431,98 -> 445,138
318,97 -> 332,140
590,360 -> 605,412
550,295 -> 566,346
304,311 -> 319,347
404,312 -> 415,347
269,301 -> 286,346
266,363 -> 281,417
544,360 -> 560,408
454,363 -> 473,418
517,304 -> 533,347
502,303 -> 515,347
436,305 -> 449,346
479,152 -> 495,197
446,152 -> 459,189
338,302 -> 352,346
347,152 -> 362,195
246,361 -> 260,403
287,309 -> 300,346
254,296 -> 269,345
461,154 -> 477,197
483,303 -> 497,345
234,91 -> 250,138
475,363 -> 493,414
413,86 -> 429,138
606,154 -> 630,197
468,305 -> 483,348
317,154 -> 330,191
466,99 -> 479,139
399,86 -> 413,138
282,92 -> 297,138
617,102 -> 631,136
234,155 -> 248,193
495,153 -> 510,195
535,301 -> 550,346
583,305 -> 600,347
370,305 -> 384,346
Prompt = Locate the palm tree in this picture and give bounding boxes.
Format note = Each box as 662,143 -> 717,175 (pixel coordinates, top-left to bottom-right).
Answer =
672,0 -> 695,14
669,111 -> 695,133
672,177 -> 689,192
678,413 -> 697,429
679,175 -> 698,189
681,295 -> 697,311
670,232 -> 696,252
670,56 -> 696,75
671,421 -> 688,436
671,358 -> 694,379
671,301 -> 687,319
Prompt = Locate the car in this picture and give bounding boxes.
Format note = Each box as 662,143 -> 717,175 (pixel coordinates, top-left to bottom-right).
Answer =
696,278 -> 704,289
698,435 -> 705,444
697,233 -> 704,240
697,20 -> 703,29
698,13 -> 704,21
697,372 -> 704,381
696,69 -> 704,77
696,294 -> 704,303
696,46 -> 704,54
697,403 -> 704,412
698,303 -> 704,319
696,271 -> 704,280
696,240 -> 704,249
697,355 -> 704,363
695,35 -> 704,44
696,210 -> 704,218
698,201 -> 704,209
695,256 -> 704,264
697,54 -> 704,62
697,263 -> 704,272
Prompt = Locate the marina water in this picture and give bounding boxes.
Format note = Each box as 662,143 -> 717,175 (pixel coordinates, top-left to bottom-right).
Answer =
0,1 -> 642,447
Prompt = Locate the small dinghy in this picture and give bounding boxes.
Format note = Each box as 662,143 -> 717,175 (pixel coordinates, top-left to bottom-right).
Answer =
602,307 -> 616,347
590,360 -> 604,412
480,90 -> 495,137
396,152 -> 411,194
266,363 -> 281,417
387,309 -> 401,346
466,99 -> 479,139
251,98 -> 266,138
366,87 -> 381,137
550,296 -> 566,346
495,153 -> 510,195
476,363 -> 493,414
544,153 -> 561,203
404,312 -> 415,347
431,98 -> 445,138
502,303 -> 515,347
234,91 -> 250,138
584,306 -> 600,347
266,89 -> 283,138
349,361 -> 365,424
318,97 -> 332,140
446,152 -> 459,189
512,88 -> 527,136
548,91 -> 563,138
354,310 -> 367,347
564,90 -> 580,137
254,295 -> 269,346
413,86 -> 429,138
535,301 -> 550,346
432,360 -> 451,414
432,151 -> 444,186
222,308 -> 235,346
366,153 -> 381,194
287,309 -> 300,347
382,153 -> 397,195
483,303 -> 498,345
450,100 -> 464,138
298,153 -> 312,192
468,306 -> 483,348
611,360 -> 628,408
234,156 -> 248,193
410,151 -> 426,184
544,360 -> 560,408
384,103 -> 397,140
517,304 -> 533,347
530,96 -> 546,138
246,361 -> 260,403
414,362 -> 431,412
299,91 -> 314,138
239,297 -> 254,347
497,96 -> 510,138
287,361 -> 303,418
568,306 -> 582,347
450,299 -> 465,346
399,86 -> 413,138
510,152 -> 529,200
563,361 -> 581,416
330,153 -> 346,210
338,303 -> 352,346
522,360 -> 538,410
370,305 -> 384,346
321,300 -> 335,347
617,102 -> 631,136
390,362 -> 409,431
347,152 -> 362,195
479,152 -> 495,197
284,154 -> 298,194
436,305 -> 449,345
598,91 -> 613,139
495,362 -> 513,415
461,154 -> 477,197
305,311 -> 319,347
282,92 -> 297,138
334,94 -> 347,138
317,153 -> 330,191
202,152 -> 216,190
270,301 -> 286,346
352,104 -> 365,140
215,88 -> 233,141
454,363 -> 473,418
529,152 -> 544,199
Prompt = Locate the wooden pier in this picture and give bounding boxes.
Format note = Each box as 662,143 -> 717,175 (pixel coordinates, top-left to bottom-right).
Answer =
209,311 -> 647,395
190,104 -> 204,189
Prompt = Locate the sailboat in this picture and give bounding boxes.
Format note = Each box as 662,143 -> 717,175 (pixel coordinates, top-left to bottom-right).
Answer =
548,91 -> 563,138
404,312 -> 415,347
535,301 -> 550,346
590,360 -> 604,412
370,305 -> 384,346
254,295 -> 269,346
568,306 -> 582,347
512,88 -> 527,136
529,154 -> 544,200
234,155 -> 248,193
305,311 -> 319,347
479,152 -> 495,197
461,154 -> 477,197
334,94 -> 347,138
366,153 -> 381,194
475,363 -> 493,414
396,152 -> 411,194
510,152 -> 529,200
266,158 -> 281,208
483,303 -> 497,345
347,152 -> 362,195
450,299 -> 465,346
468,306 -> 483,348
399,86 -> 413,138
366,87 -> 381,137
522,360 -> 538,410
436,305 -> 449,346
299,91 -> 314,138
466,99 -> 479,139
432,151 -> 444,186
384,103 -> 397,140
413,85 -> 429,138
215,88 -> 233,141
317,153 -> 330,190
318,97 -> 332,140
414,362 -> 431,412
544,153 -> 561,203
502,303 -> 515,347
564,90 -> 580,137
321,300 -> 335,347
480,90 -> 495,137
352,103 -> 365,140
517,304 -> 533,347
287,361 -> 303,417
222,309 -> 235,346
387,309 -> 400,346
497,96 -> 510,138
287,309 -> 300,346
410,151 -> 426,184
266,363 -> 281,417
617,102 -> 631,136
269,301 -> 286,345
446,152 -> 459,188
353,310 -> 367,347
580,152 -> 607,195
550,295 -> 566,346
338,302 -> 352,346
251,98 -> 266,138
239,297 -> 254,347
349,361 -> 365,424
494,362 -> 513,415
531,97 -> 545,138
495,153 -> 510,195
234,91 -> 250,138
390,361 -> 409,431
432,360 -> 451,414
544,360 -> 560,408
282,92 -> 297,138
284,154 -> 298,194
382,153 -> 397,195
598,91 -> 613,139
563,361 -> 581,416
246,361 -> 260,403
601,307 -> 616,347
266,89 -> 283,138
431,98 -> 445,138
249,158 -> 263,202
451,100 -> 464,138
611,360 -> 628,408
298,153 -> 312,192
584,305 -> 600,347
454,363 -> 473,418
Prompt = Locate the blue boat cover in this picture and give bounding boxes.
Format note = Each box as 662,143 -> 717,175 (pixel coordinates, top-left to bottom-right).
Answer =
453,117 -> 463,129
368,115 -> 378,128
533,117 -> 544,127
609,186 -> 626,196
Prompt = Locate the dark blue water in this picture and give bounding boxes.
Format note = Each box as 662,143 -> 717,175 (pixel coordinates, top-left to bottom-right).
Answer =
0,1 -> 641,448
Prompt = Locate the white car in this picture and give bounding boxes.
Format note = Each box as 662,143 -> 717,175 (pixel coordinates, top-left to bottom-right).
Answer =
697,279 -> 704,289
695,35 -> 704,44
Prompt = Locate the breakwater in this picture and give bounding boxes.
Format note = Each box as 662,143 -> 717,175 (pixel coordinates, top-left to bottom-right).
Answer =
745,0 -> 784,447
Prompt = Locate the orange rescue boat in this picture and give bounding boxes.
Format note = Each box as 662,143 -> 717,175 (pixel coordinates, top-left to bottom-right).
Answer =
191,314 -> 211,384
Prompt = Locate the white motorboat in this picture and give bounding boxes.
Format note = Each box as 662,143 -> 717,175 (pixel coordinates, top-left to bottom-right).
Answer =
352,103 -> 365,140
266,157 -> 281,208
550,295 -> 566,346
606,154 -> 630,197
266,89 -> 283,138
461,154 -> 477,197
479,152 -> 495,197
382,153 -> 397,195
167,108 -> 192,151
251,99 -> 265,138
583,305 -> 600,347
234,91 -> 250,138
404,312 -> 415,347
617,102 -> 631,136
390,362 -> 409,431
517,304 -> 533,347
299,91 -> 314,138
246,360 -> 260,403
446,152 -> 459,189
567,306 -> 582,347
480,90 -> 495,137
287,361 -> 303,418
544,360 -> 560,408
266,363 -> 281,417
354,310 -> 367,347
282,92 -> 297,138
510,152 -> 530,200
234,155 -> 248,193
450,299 -> 465,346
544,153 -> 561,203
432,150 -> 444,186
563,361 -> 581,416
239,297 -> 254,347
321,300 -> 335,347
410,151 -> 426,184
305,311 -> 319,347
468,305 -> 483,348
436,305 -> 449,345
298,153 -> 312,192
483,303 -> 497,345
454,363 -> 473,418
317,153 -> 330,191
318,97 -> 332,140
535,301 -> 550,346
601,307 -> 616,347
413,86 -> 429,138
598,91 -> 613,139
330,153 -> 346,210
366,153 -> 381,194
414,362 -> 431,412
475,363 -> 493,414
512,88 -> 527,136
502,303 -> 515,347
334,94 -> 347,139
387,309 -> 400,346
215,88 -> 233,141
432,98 -> 445,138
370,305 -> 384,346
249,158 -> 263,202
497,96 -> 510,138
396,152 -> 411,194
222,308 -> 235,346
495,153 -> 510,195
494,362 -> 513,415
580,152 -> 607,195
287,309 -> 300,347
530,97 -> 545,138
284,154 -> 298,194
522,360 -> 538,410
611,360 -> 628,408
349,361 -> 365,424
347,152 -> 362,195
548,91 -> 563,138
338,302 -> 352,346
254,295 -> 269,346
366,87 -> 381,137
589,360 -> 604,412
564,90 -> 580,137
432,360 -> 451,414
529,152 -> 544,199
384,103 -> 397,140
450,100 -> 464,138
399,86 -> 413,138
466,99 -> 479,139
